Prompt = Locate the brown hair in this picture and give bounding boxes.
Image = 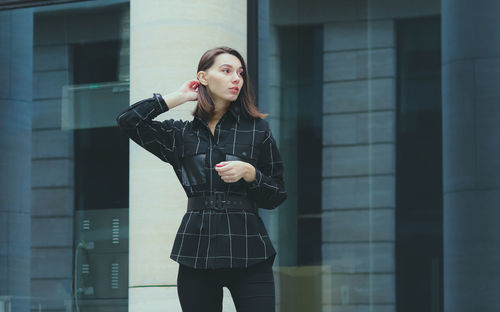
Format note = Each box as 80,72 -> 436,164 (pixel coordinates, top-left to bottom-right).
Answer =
192,46 -> 268,121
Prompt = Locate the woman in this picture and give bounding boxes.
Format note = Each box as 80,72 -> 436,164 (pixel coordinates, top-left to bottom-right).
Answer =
116,46 -> 287,312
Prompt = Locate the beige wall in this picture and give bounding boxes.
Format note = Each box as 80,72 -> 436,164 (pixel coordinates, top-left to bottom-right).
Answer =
129,1 -> 247,310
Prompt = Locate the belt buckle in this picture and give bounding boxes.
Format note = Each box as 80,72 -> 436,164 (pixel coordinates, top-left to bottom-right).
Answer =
213,192 -> 226,212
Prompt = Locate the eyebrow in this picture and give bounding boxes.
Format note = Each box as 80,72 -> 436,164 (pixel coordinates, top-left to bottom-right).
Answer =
219,64 -> 243,69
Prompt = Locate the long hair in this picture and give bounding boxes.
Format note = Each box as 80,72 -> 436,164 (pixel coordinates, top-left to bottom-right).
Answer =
193,46 -> 268,121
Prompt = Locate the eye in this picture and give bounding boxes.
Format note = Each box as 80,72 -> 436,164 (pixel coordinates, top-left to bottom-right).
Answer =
222,69 -> 244,76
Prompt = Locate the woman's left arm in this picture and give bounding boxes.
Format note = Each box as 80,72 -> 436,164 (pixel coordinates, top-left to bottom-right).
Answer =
244,124 -> 287,209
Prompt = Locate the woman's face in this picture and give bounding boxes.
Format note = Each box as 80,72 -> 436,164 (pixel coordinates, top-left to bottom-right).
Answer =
198,53 -> 244,106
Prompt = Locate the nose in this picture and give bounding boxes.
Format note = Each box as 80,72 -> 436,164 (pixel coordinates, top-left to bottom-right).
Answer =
232,72 -> 241,83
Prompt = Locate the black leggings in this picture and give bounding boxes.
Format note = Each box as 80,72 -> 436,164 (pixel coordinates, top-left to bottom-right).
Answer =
177,254 -> 276,312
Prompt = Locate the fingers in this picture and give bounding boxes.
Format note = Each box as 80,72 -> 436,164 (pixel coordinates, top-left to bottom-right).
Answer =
215,162 -> 230,172
220,174 -> 240,183
215,162 -> 241,183
189,80 -> 200,89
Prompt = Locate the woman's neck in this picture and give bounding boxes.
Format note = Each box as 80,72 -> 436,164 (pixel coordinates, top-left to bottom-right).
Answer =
210,100 -> 230,122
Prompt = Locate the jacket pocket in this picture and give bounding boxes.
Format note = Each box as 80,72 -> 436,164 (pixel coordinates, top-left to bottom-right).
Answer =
224,143 -> 259,164
180,143 -> 207,187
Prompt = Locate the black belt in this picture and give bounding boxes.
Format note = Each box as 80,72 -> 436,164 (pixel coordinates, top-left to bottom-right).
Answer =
187,193 -> 258,214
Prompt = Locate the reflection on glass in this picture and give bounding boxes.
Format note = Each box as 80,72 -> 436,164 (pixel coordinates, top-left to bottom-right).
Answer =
0,1 -> 129,311
396,17 -> 442,312
62,81 -> 129,131
257,0 -> 442,311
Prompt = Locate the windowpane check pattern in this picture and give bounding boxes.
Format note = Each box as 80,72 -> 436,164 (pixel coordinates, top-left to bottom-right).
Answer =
116,94 -> 287,269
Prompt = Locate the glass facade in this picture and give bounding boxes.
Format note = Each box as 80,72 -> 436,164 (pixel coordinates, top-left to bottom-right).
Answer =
1,0 -> 500,311
0,1 -> 130,311
255,1 -> 443,311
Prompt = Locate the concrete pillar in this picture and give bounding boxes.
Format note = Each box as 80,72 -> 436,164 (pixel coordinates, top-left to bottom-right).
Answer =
0,8 -> 33,312
128,1 -> 246,310
442,1 -> 500,311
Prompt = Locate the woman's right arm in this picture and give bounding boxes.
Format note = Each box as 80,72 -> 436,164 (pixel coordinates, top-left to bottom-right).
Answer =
115,80 -> 200,165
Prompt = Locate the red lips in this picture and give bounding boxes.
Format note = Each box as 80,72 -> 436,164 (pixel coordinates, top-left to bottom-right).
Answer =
229,87 -> 239,92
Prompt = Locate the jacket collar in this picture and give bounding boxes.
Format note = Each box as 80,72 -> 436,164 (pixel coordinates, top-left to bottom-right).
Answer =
193,102 -> 241,129
227,102 -> 241,121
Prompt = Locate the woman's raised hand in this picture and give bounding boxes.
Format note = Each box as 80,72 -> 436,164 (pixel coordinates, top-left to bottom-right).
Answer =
164,79 -> 201,109
178,79 -> 201,102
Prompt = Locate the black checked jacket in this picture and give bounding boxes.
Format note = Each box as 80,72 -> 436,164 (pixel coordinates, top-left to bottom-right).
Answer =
115,93 -> 287,269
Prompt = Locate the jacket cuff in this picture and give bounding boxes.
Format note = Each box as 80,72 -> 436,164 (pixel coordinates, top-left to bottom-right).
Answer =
247,167 -> 263,189
153,93 -> 169,112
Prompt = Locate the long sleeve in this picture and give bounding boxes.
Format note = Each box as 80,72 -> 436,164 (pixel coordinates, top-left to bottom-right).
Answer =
245,124 -> 287,209
115,93 -> 183,167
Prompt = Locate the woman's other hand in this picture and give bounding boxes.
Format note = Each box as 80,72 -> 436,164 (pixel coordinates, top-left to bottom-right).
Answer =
215,161 -> 256,183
